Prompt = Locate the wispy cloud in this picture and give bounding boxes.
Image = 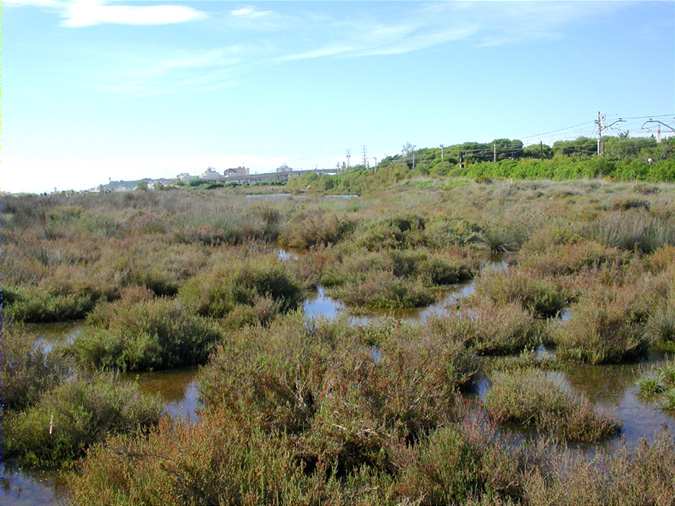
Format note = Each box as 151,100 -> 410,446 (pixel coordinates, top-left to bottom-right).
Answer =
5,0 -> 61,7
278,44 -> 354,62
231,6 -> 272,19
63,0 -> 206,27
10,1 -> 627,93
99,45 -> 254,95
7,0 -> 206,27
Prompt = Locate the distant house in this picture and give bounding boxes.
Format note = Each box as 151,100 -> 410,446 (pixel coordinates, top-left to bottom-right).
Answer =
201,167 -> 224,181
224,166 -> 249,178
276,164 -> 292,173
177,172 -> 198,183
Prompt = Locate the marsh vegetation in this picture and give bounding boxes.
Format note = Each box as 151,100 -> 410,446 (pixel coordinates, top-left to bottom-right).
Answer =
1,177 -> 674,504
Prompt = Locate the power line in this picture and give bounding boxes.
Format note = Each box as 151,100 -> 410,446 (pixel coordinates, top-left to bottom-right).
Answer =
519,121 -> 596,140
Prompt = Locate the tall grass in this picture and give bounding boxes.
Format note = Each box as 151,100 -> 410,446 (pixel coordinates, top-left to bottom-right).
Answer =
585,210 -> 674,254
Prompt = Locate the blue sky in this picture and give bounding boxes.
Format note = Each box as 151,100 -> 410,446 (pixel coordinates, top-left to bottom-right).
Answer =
2,1 -> 674,193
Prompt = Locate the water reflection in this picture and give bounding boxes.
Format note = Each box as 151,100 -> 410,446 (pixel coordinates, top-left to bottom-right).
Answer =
549,365 -> 675,448
28,322 -> 83,354
245,193 -> 293,200
302,259 -> 508,325
131,368 -> 200,423
277,248 -> 298,262
0,463 -> 65,506
302,286 -> 345,320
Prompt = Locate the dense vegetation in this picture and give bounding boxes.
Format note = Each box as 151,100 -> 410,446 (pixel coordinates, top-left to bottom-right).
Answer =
287,136 -> 675,194
1,176 -> 674,504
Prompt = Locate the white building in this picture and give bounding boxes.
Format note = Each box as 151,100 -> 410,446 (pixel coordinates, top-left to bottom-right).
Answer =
177,172 -> 198,183
201,167 -> 225,181
224,166 -> 249,178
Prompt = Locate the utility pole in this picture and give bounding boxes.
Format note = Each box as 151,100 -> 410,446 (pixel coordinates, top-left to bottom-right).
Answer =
362,145 -> 368,168
440,144 -> 445,161
596,111 -> 603,156
493,143 -> 497,163
595,111 -> 625,156
411,145 -> 416,170
642,119 -> 675,143
346,149 -> 351,169
540,141 -> 543,157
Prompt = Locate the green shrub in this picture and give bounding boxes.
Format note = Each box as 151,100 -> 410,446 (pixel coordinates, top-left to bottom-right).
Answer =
419,256 -> 474,285
520,432 -> 674,505
355,215 -> 426,251
465,302 -> 545,355
637,360 -> 675,411
4,375 -> 162,468
66,413 -> 360,506
475,270 -> 569,318
200,315 -> 477,474
645,298 -> 675,351
0,326 -> 70,411
485,369 -> 620,442
5,285 -> 100,323
179,258 -> 303,318
425,218 -> 483,248
519,240 -> 625,276
69,297 -> 222,371
279,211 -> 353,249
555,286 -> 654,364
397,427 -> 483,505
329,271 -> 435,311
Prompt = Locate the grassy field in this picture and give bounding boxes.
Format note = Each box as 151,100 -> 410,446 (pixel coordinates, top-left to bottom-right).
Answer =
1,177 -> 674,504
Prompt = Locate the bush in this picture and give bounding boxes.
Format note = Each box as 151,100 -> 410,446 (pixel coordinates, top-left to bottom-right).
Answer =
67,413 -> 366,506
397,426 -> 483,505
554,286 -> 654,364
279,211 -> 353,249
5,285 -> 100,323
637,360 -> 675,411
179,258 -> 303,318
69,297 -> 222,371
645,298 -> 675,351
355,215 -> 426,251
419,255 -> 474,285
424,218 -> 483,248
521,432 -> 674,505
485,369 -> 620,442
519,240 -> 625,276
200,315 -> 477,475
0,326 -> 70,411
475,270 -> 569,318
329,270 -> 435,311
4,375 -> 162,468
463,301 -> 545,355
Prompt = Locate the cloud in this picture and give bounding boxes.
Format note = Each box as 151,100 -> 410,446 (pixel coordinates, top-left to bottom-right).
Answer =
277,44 -> 354,62
62,0 -> 206,27
6,0 -> 207,27
231,6 -> 272,19
100,45 -> 247,95
5,0 -> 61,7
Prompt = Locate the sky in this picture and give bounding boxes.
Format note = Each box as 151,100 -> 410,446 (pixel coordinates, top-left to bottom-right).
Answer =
1,0 -> 674,193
